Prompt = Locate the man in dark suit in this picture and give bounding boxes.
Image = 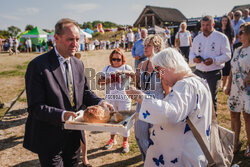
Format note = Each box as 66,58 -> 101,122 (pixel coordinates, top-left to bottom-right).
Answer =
23,18 -> 113,167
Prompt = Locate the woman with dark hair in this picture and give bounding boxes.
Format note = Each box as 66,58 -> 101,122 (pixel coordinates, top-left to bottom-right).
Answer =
218,15 -> 235,91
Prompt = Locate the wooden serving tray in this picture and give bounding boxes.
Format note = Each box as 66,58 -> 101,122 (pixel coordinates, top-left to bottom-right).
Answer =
64,110 -> 137,134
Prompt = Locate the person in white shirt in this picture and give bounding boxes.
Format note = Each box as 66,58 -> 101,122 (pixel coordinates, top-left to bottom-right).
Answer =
189,15 -> 231,111
127,28 -> 134,51
8,36 -> 13,55
13,37 -> 19,54
126,48 -> 212,167
25,37 -> 32,53
175,22 -> 192,62
98,48 -> 135,153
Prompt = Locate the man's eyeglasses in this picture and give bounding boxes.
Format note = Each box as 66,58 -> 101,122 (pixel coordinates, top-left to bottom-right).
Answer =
112,58 -> 121,62
234,14 -> 240,17
239,30 -> 245,36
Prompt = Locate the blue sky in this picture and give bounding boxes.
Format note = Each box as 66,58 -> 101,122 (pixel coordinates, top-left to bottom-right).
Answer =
0,0 -> 249,31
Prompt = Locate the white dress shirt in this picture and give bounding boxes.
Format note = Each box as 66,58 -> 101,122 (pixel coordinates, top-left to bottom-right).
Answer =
54,46 -> 74,122
189,30 -> 231,72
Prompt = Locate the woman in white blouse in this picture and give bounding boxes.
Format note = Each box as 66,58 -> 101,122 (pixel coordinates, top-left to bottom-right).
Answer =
126,48 -> 212,166
175,22 -> 192,62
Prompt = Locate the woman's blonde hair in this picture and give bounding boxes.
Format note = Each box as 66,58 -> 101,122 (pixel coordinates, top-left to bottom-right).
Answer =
144,34 -> 164,51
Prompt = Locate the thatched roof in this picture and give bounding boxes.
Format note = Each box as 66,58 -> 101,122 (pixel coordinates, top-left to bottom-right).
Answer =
134,5 -> 187,27
231,4 -> 250,12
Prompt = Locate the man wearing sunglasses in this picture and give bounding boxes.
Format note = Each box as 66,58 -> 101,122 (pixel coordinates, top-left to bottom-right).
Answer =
232,10 -> 245,49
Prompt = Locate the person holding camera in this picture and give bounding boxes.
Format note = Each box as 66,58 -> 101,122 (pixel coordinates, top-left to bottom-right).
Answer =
189,15 -> 231,111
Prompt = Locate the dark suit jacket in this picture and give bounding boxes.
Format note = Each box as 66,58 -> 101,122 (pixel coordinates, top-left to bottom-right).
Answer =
23,49 -> 101,153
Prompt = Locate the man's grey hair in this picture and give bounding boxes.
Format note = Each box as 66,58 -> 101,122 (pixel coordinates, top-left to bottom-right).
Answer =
151,48 -> 192,74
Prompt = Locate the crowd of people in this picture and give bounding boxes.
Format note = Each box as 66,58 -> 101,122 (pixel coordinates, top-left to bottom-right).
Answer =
0,7 -> 247,167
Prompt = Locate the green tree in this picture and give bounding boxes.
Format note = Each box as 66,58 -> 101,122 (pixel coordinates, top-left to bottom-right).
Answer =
0,30 -> 11,39
78,24 -> 83,29
103,21 -> 118,28
7,26 -> 21,37
25,24 -> 34,31
82,22 -> 93,29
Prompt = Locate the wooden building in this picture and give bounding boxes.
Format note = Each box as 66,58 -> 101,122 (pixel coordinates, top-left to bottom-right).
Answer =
133,5 -> 187,28
231,4 -> 250,12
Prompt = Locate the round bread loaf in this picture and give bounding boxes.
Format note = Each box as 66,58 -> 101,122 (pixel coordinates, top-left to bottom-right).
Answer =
83,105 -> 112,123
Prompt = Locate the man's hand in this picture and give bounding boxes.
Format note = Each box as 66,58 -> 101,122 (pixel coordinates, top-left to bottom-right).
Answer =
204,58 -> 213,66
100,101 -> 114,113
135,55 -> 140,60
64,111 -> 77,121
193,57 -> 202,63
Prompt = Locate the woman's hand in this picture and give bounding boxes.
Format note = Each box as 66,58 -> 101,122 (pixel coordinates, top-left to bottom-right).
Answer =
224,85 -> 231,95
116,70 -> 135,77
125,86 -> 145,104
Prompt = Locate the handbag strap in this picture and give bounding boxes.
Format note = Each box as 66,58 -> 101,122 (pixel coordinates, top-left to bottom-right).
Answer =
236,47 -> 245,81
186,117 -> 216,167
186,77 -> 217,167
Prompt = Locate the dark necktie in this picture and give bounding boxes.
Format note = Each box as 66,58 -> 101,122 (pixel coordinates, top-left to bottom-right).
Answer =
64,60 -> 75,107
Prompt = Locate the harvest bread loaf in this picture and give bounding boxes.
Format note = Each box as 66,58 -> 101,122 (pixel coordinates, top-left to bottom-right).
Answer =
73,104 -> 125,123
114,112 -> 124,123
83,105 -> 112,123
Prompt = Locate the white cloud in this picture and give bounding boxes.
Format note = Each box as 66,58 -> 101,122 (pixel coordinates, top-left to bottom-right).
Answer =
63,3 -> 99,13
18,8 -> 40,15
1,15 -> 22,21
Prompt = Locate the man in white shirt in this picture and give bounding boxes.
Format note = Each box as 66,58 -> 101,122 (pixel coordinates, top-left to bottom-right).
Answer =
25,37 -> 32,53
127,28 -> 134,51
189,15 -> 231,111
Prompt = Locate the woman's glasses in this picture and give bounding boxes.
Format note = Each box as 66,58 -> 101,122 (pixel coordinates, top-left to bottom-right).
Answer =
154,66 -> 161,72
112,58 -> 121,62
239,30 -> 245,36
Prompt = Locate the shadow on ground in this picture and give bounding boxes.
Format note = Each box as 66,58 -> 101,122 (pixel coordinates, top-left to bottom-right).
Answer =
100,154 -> 143,167
0,135 -> 23,152
88,147 -> 123,160
12,159 -> 40,167
0,117 -> 26,130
